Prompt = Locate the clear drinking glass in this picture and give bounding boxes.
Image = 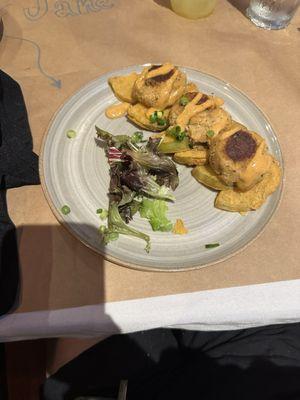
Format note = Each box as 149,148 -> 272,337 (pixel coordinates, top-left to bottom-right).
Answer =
170,0 -> 217,19
246,0 -> 299,29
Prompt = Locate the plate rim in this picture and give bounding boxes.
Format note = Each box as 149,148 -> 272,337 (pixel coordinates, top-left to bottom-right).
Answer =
39,64 -> 285,272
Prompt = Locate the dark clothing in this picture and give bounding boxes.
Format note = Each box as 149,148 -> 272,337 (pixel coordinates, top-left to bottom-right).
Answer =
42,323 -> 300,400
0,70 -> 39,316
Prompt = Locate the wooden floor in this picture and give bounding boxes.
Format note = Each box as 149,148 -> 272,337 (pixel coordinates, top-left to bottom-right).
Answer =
1,341 -> 46,400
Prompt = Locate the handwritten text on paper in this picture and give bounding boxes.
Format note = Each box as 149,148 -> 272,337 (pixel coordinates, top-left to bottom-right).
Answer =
23,0 -> 115,21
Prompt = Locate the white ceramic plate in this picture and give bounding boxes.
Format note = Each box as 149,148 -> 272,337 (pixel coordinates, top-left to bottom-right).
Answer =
40,65 -> 283,271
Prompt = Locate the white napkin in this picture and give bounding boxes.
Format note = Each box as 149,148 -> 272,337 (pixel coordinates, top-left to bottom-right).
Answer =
1,279 -> 300,342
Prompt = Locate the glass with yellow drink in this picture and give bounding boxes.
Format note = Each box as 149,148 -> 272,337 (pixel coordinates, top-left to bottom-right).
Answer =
170,0 -> 217,19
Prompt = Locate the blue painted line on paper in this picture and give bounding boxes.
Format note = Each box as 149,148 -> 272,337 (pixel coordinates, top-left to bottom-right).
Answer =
5,35 -> 62,88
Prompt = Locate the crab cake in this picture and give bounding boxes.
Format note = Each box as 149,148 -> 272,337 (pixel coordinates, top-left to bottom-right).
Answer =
209,125 -> 272,191
169,91 -> 198,125
188,108 -> 232,143
185,82 -> 198,93
127,103 -> 170,131
132,63 -> 187,109
215,157 -> 281,212
168,91 -> 224,126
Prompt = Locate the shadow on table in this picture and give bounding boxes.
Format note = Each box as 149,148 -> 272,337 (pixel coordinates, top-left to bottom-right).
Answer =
226,0 -> 249,15
0,222 -> 123,397
0,223 -> 121,338
3,227 -> 300,399
153,0 -> 171,10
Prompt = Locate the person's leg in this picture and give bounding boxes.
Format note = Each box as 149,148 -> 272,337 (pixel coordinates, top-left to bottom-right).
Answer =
42,324 -> 300,400
130,324 -> 300,399
42,329 -> 180,400
167,324 -> 300,399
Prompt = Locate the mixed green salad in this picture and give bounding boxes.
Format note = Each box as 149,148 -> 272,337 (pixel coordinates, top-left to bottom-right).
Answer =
95,127 -> 179,252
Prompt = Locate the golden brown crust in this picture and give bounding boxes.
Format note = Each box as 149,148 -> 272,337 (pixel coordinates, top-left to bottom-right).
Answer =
209,126 -> 272,191
215,157 -> 281,212
132,64 -> 187,109
169,92 -> 225,127
188,108 -> 232,143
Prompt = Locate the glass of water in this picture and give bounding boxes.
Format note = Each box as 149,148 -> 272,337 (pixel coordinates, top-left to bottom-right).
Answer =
246,0 -> 299,29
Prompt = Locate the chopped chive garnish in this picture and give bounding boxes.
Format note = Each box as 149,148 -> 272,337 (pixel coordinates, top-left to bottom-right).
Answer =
179,95 -> 189,106
149,111 -> 165,125
169,125 -> 181,136
131,131 -> 144,144
97,208 -> 108,220
168,125 -> 186,141
205,243 -> 220,249
66,129 -> 76,139
206,130 -> 215,138
177,131 -> 186,141
150,115 -> 156,123
61,205 -> 71,215
157,117 -> 167,126
149,113 -> 157,123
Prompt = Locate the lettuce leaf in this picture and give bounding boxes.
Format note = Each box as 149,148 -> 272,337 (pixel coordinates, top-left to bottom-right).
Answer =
102,203 -> 150,252
141,177 -> 175,201
127,144 -> 179,190
139,199 -> 173,232
120,168 -> 175,201
96,126 -> 131,149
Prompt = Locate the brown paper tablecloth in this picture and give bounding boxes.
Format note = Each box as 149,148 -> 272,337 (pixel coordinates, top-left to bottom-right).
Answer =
0,0 -> 299,313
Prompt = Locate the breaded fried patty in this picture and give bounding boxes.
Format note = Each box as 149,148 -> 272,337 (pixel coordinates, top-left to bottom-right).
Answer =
188,108 -> 232,143
132,63 -> 187,109
209,125 -> 272,191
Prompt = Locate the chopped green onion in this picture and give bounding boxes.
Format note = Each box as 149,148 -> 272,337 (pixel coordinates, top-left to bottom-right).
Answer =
168,125 -> 186,141
61,205 -> 71,215
149,111 -> 165,125
131,131 -> 144,144
205,243 -> 220,249
177,131 -> 186,141
149,113 -> 157,123
206,130 -> 215,138
168,125 -> 180,137
157,117 -> 167,126
66,129 -> 76,139
97,208 -> 108,220
179,95 -> 189,106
